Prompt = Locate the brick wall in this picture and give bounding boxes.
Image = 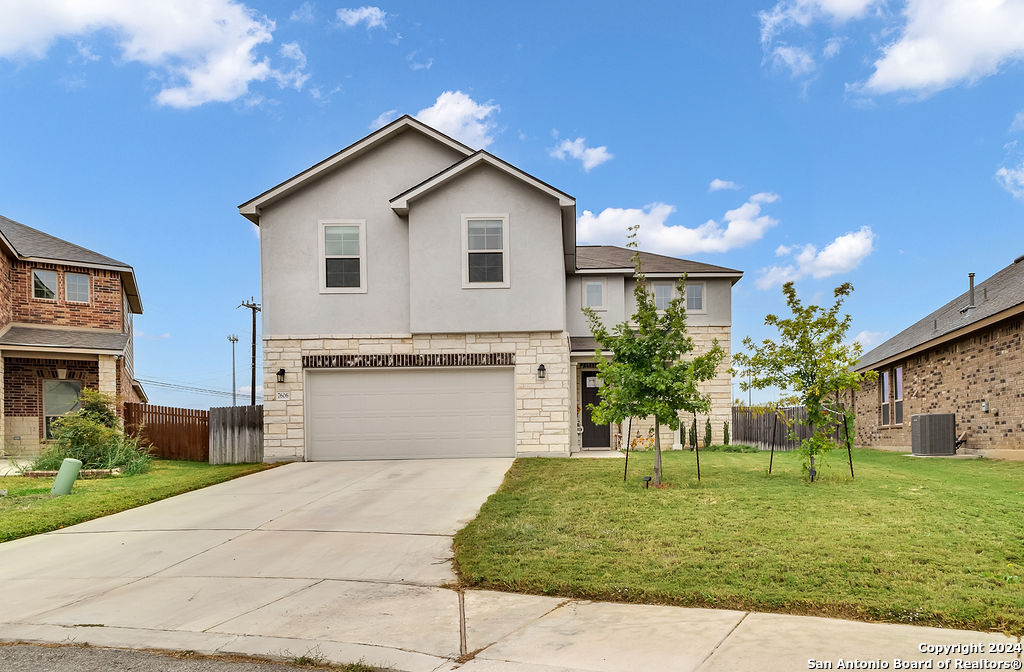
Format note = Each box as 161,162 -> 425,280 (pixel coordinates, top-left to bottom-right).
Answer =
0,247 -> 12,327
10,260 -> 123,330
263,332 -> 572,461
853,317 -> 1024,459
3,358 -> 100,436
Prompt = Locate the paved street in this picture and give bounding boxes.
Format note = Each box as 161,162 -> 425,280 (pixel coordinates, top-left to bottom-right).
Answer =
0,459 -> 1019,672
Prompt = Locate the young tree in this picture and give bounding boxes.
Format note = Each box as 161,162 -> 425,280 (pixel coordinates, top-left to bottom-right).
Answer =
582,228 -> 724,485
733,282 -> 875,481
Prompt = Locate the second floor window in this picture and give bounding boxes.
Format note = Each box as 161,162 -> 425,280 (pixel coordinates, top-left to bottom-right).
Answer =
583,279 -> 605,309
653,283 -> 673,310
66,273 -> 90,303
463,214 -> 509,288
321,220 -> 366,293
686,283 -> 704,312
33,269 -> 57,300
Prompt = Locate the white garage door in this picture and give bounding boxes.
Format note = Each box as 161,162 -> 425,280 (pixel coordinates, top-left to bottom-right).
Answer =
306,368 -> 515,460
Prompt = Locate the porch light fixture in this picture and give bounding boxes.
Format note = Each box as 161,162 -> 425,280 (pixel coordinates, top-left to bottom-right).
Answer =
276,368 -> 286,383
56,368 -> 67,380
537,364 -> 546,380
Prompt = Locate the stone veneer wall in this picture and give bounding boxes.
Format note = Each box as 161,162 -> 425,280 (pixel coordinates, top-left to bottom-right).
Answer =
852,316 -> 1024,459
625,325 -> 733,448
263,332 -> 571,461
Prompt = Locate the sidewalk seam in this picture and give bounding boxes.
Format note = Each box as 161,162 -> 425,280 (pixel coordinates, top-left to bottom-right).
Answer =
695,611 -> 749,671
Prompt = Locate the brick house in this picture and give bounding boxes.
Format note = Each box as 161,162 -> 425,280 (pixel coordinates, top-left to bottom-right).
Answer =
852,260 -> 1024,460
0,215 -> 146,456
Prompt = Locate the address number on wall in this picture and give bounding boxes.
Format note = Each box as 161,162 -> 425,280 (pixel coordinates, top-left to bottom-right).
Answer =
276,391 -> 291,401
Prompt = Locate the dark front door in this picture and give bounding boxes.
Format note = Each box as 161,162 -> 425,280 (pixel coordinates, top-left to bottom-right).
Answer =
581,371 -> 610,448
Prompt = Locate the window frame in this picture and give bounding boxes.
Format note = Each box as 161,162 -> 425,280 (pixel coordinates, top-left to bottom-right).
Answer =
32,269 -> 58,302
880,370 -> 891,426
582,277 -> 606,311
318,219 -> 367,294
893,366 -> 904,426
65,272 -> 91,304
685,281 -> 706,314
462,214 -> 510,289
651,281 -> 675,312
43,379 -> 82,440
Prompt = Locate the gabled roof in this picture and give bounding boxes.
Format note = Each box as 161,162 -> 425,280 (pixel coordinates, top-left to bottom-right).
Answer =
389,150 -> 575,216
575,245 -> 744,279
238,115 -> 475,224
0,215 -> 143,314
857,259 -> 1024,371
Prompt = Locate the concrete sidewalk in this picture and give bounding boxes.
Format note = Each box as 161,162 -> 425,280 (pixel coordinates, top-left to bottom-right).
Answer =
0,460 -> 1019,672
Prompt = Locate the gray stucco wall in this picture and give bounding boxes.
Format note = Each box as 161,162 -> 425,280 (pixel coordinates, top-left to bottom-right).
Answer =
565,274 -> 626,335
624,277 -> 733,327
258,130 -> 467,336
408,164 -> 567,333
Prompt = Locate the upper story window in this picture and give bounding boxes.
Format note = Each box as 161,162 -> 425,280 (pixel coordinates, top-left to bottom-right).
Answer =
66,272 -> 90,303
32,269 -> 57,300
462,214 -> 510,288
686,283 -> 705,313
320,220 -> 366,294
652,282 -> 673,311
583,278 -> 605,310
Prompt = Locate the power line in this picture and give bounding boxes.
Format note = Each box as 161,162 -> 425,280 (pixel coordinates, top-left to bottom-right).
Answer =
135,377 -> 263,400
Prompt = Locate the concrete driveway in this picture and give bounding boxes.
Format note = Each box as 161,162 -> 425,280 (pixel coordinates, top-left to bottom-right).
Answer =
1,459 -> 1020,672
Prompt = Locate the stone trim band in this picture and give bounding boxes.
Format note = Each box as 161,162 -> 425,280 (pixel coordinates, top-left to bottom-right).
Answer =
302,352 -> 516,369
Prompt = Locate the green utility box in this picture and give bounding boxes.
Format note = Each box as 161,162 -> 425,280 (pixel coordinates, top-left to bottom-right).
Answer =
50,458 -> 83,496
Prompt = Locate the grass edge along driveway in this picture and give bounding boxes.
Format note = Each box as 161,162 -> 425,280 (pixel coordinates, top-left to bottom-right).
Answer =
454,449 -> 1024,635
0,459 -> 275,543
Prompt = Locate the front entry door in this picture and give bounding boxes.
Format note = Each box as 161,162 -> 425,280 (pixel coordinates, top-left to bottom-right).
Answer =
581,371 -> 610,448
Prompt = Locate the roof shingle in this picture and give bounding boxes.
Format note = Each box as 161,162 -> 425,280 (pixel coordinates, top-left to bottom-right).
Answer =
575,245 -> 742,275
0,326 -> 129,352
0,215 -> 131,269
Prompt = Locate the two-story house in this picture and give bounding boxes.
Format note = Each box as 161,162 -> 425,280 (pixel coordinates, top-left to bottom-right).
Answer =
239,116 -> 741,461
0,215 -> 146,456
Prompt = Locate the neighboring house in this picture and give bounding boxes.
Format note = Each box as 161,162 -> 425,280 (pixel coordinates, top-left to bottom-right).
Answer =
239,116 -> 741,461
852,262 -> 1024,460
0,215 -> 146,456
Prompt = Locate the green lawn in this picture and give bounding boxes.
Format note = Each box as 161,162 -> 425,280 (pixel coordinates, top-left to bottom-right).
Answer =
454,448 -> 1024,634
0,459 -> 275,543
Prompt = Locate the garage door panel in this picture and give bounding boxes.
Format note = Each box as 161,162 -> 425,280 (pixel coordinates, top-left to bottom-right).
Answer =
307,368 -> 514,460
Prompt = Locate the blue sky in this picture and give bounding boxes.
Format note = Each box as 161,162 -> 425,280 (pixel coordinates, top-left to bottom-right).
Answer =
2,0 -> 1024,407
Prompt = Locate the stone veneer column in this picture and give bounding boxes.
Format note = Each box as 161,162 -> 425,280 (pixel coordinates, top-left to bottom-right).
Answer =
97,355 -> 119,427
0,350 -> 5,451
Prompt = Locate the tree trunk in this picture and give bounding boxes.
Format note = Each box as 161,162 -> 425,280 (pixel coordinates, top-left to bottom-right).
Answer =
653,420 -> 662,485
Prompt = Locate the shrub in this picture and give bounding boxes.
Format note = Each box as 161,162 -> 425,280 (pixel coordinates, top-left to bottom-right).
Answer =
704,418 -> 712,449
723,421 -> 730,445
31,389 -> 151,475
688,418 -> 697,450
701,443 -> 758,453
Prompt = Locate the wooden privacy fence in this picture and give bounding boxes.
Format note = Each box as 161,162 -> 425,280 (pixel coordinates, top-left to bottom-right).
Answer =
209,405 -> 263,464
125,403 -> 209,461
125,403 -> 264,463
731,405 -> 848,451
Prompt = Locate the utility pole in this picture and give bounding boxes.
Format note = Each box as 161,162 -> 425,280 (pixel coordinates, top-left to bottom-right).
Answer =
238,298 -> 261,406
228,334 -> 239,406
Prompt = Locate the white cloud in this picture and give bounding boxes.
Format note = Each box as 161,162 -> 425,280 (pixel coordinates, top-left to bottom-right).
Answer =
853,329 -> 889,349
577,192 -> 780,256
1012,110 -> 1024,133
823,36 -> 843,58
369,108 -> 398,130
709,178 -> 740,192
274,41 -> 310,90
406,50 -> 433,71
996,160 -> 1024,200
415,91 -> 499,149
290,2 -> 315,22
756,226 -> 876,289
549,136 -> 613,172
771,45 -> 817,78
862,0 -> 1024,96
760,0 -> 881,45
0,0 -> 305,108
335,6 -> 387,29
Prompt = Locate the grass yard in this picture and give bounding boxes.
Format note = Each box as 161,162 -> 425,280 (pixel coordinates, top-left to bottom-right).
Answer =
454,448 -> 1024,634
0,459 -> 275,543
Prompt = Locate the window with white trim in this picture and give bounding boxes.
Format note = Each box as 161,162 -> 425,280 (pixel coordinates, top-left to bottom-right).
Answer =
880,370 -> 891,426
893,366 -> 904,425
320,220 -> 366,293
583,278 -> 605,309
66,272 -> 90,303
33,269 -> 57,300
686,283 -> 704,312
462,214 -> 509,288
652,282 -> 674,311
